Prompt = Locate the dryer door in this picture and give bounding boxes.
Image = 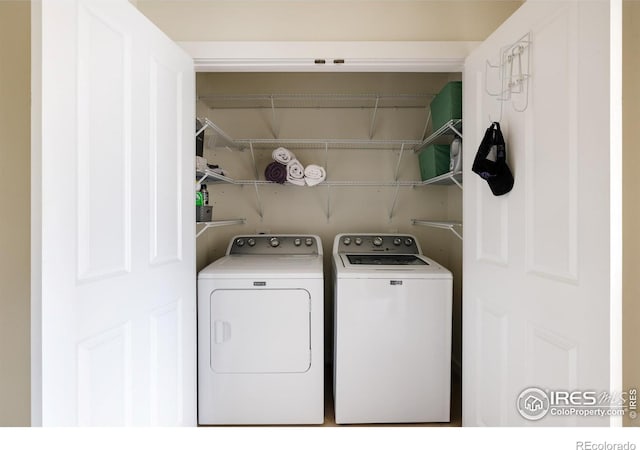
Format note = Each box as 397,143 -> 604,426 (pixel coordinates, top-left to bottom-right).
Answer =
210,288 -> 311,373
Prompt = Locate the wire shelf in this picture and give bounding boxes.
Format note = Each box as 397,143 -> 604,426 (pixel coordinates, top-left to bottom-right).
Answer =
235,138 -> 423,151
198,116 -> 423,151
414,119 -> 463,153
198,93 -> 434,110
196,219 -> 246,239
194,116 -> 463,223
197,169 -> 428,188
411,220 -> 463,240
196,117 -> 239,151
416,170 -> 463,188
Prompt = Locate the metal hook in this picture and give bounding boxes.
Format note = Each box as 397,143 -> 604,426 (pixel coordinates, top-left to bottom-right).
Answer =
485,59 -> 503,97
484,32 -> 531,117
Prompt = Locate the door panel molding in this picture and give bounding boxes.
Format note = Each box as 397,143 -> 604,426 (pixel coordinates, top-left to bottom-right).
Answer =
475,178 -> 510,266
526,324 -> 578,391
525,324 -> 579,426
474,298 -> 509,426
77,322 -> 133,426
525,5 -> 579,283
149,299 -> 183,426
149,56 -> 183,266
76,2 -> 132,282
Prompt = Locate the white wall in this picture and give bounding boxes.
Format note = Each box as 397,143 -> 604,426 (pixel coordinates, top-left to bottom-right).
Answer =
136,0 -> 523,42
0,1 -> 31,427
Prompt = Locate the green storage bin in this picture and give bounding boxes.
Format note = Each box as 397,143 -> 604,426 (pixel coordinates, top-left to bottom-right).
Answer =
430,81 -> 462,131
419,144 -> 451,181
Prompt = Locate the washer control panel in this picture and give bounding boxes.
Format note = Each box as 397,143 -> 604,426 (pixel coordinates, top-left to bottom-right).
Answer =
229,235 -> 320,255
336,234 -> 420,254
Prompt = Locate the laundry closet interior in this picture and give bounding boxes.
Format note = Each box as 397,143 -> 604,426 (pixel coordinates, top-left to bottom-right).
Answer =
194,71 -> 463,425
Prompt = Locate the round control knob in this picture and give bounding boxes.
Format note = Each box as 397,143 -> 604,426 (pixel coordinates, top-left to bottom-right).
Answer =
270,237 -> 280,248
354,237 -> 363,246
305,238 -> 313,247
373,237 -> 383,247
247,238 -> 256,247
393,238 -> 402,246
236,238 -> 245,247
343,237 -> 352,246
405,238 -> 414,246
294,238 -> 302,247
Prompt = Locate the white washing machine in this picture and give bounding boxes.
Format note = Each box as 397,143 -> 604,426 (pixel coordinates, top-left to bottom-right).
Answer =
198,235 -> 324,425
332,233 -> 452,424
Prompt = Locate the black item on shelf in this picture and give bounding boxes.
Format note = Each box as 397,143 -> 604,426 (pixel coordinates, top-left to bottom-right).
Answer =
196,119 -> 204,157
472,122 -> 514,196
200,184 -> 209,205
265,161 -> 287,184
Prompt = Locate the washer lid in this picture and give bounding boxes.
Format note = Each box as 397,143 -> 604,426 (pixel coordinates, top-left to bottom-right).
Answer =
198,254 -> 324,279
345,254 -> 428,266
334,254 -> 452,279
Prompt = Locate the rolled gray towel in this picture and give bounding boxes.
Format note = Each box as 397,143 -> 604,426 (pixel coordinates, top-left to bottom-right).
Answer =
286,159 -> 305,186
272,147 -> 294,165
265,161 -> 287,184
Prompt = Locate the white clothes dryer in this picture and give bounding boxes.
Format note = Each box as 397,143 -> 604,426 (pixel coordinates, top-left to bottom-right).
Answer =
332,233 -> 452,424
198,235 -> 324,425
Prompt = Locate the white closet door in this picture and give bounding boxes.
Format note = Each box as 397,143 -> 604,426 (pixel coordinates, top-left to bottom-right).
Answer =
32,0 -> 196,425
463,0 -> 621,426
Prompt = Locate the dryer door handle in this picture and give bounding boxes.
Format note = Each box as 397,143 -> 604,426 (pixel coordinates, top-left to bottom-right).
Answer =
214,320 -> 232,344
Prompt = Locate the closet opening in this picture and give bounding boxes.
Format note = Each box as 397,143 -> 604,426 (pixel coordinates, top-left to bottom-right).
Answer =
195,72 -> 463,426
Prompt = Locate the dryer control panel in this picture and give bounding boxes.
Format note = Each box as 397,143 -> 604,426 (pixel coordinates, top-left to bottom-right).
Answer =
335,234 -> 420,255
228,235 -> 321,256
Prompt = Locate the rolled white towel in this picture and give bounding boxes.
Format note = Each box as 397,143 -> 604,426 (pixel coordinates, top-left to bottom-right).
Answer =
286,159 -> 306,186
272,147 -> 295,165
304,164 -> 326,186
